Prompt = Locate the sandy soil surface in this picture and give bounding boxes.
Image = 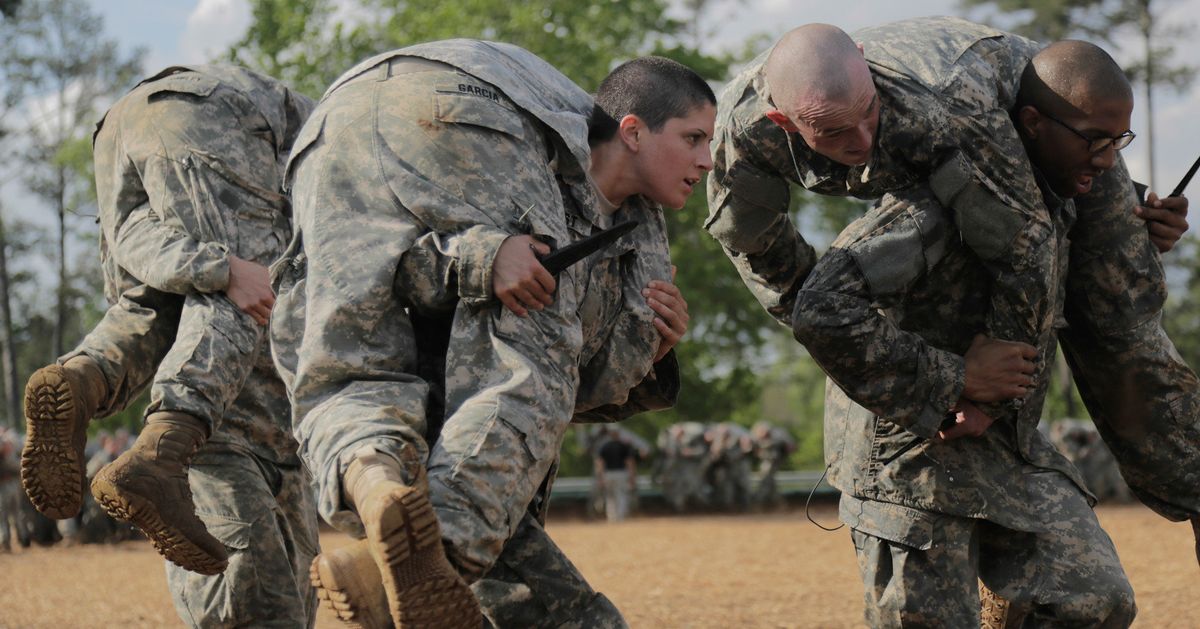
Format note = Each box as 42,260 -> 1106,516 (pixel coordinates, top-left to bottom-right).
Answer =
1,503 -> 1196,628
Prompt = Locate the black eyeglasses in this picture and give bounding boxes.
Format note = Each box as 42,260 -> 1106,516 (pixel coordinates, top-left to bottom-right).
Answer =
1039,109 -> 1135,153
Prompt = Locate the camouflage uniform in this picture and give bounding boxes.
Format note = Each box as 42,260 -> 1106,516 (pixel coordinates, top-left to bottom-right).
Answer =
472,468 -> 626,629
704,422 -> 754,511
706,14 -> 1200,538
750,422 -> 795,506
0,434 -> 22,551
655,422 -> 711,512
271,40 -> 676,620
1049,419 -> 1131,504
1058,161 -> 1200,525
79,65 -> 318,627
793,183 -> 1134,626
706,17 -> 1048,360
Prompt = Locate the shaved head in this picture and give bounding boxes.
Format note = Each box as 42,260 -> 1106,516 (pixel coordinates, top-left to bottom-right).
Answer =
762,24 -> 880,165
764,24 -> 868,119
1018,40 -> 1132,117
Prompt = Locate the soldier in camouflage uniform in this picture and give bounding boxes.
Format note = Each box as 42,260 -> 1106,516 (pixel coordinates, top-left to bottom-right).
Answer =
655,421 -> 711,512
706,15 -> 1200,562
271,46 -> 704,627
21,65 -> 319,627
1049,419 -> 1132,504
749,421 -> 795,507
704,422 -> 754,511
791,41 -> 1139,626
0,429 -> 23,552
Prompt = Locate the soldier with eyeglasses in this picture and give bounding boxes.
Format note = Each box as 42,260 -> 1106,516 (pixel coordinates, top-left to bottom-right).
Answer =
707,14 -> 1198,628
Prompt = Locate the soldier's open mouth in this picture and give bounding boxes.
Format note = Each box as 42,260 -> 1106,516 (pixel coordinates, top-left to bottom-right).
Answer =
1075,175 -> 1094,195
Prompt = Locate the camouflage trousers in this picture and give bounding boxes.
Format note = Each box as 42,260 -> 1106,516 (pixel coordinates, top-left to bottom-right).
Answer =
166,442 -> 319,628
0,477 -> 24,548
753,457 -> 784,506
600,470 -> 632,522
474,510 -> 627,629
847,471 -> 1134,628
62,287 -> 263,432
708,458 -> 752,511
660,458 -> 708,512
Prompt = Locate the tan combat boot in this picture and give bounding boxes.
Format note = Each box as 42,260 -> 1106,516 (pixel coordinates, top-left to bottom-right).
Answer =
342,447 -> 480,629
21,356 -> 108,519
90,411 -> 228,575
310,539 -> 391,628
979,581 -> 1028,629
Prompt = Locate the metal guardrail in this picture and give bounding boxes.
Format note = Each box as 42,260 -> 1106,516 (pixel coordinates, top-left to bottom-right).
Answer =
550,469 -> 837,500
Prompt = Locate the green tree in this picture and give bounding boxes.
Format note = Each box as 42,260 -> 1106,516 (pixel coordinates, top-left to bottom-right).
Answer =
7,0 -> 142,361
230,0 -> 707,94
0,0 -> 143,431
0,8 -> 30,427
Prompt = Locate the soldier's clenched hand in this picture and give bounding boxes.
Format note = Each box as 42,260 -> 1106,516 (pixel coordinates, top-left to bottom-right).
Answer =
962,334 -> 1037,402
1135,192 -> 1189,253
646,266 -> 689,362
493,234 -> 556,317
226,255 -> 274,325
938,399 -> 994,441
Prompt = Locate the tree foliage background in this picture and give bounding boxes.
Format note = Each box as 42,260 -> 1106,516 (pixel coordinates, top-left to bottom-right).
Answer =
0,0 -> 1192,475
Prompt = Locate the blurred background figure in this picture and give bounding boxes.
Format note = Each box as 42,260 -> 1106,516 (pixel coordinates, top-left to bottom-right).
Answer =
656,422 -> 711,512
53,432 -> 106,547
704,422 -> 754,512
79,431 -> 134,543
750,421 -> 796,509
589,425 -> 652,522
1049,419 -> 1132,504
0,428 -> 30,552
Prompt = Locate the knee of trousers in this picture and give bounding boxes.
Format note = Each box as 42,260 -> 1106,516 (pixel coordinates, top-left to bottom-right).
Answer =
1061,573 -> 1136,626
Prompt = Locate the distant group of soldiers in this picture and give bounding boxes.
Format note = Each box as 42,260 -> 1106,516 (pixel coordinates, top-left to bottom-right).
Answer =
1046,419 -> 1132,504
1,427 -> 135,551
585,422 -> 796,520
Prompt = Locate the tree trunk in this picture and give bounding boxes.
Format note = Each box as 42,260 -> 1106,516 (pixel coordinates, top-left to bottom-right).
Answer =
0,210 -> 20,429
54,163 -> 66,359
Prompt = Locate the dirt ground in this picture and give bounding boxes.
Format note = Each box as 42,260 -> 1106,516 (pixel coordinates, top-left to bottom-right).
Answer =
1,502 -> 1197,628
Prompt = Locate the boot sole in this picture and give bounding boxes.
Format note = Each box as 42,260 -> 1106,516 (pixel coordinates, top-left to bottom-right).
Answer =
311,542 -> 390,629
91,473 -> 228,576
367,487 -> 480,629
21,367 -> 87,520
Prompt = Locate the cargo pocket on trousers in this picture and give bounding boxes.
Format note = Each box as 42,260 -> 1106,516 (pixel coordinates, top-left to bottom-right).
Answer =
169,513 -> 260,627
840,496 -> 936,551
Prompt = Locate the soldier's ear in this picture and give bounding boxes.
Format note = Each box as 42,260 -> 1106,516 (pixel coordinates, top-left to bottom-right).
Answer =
619,114 -> 644,152
764,109 -> 799,133
1016,105 -> 1042,140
